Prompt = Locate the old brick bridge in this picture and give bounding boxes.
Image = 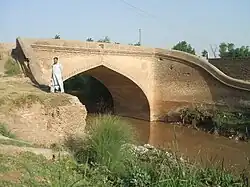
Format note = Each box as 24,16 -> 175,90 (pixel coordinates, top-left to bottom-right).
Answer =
13,37 -> 250,121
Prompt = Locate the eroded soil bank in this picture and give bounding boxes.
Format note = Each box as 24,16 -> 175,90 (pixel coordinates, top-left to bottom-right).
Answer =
0,77 -> 87,147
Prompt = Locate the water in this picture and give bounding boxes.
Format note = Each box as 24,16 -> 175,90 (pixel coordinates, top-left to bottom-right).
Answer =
88,114 -> 250,173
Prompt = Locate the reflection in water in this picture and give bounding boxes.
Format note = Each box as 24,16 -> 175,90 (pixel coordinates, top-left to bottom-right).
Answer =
88,114 -> 250,173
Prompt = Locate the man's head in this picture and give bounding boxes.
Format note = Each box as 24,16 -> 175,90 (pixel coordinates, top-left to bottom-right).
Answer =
53,57 -> 58,63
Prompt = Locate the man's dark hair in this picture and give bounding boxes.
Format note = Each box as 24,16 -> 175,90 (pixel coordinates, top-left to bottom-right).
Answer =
54,57 -> 58,60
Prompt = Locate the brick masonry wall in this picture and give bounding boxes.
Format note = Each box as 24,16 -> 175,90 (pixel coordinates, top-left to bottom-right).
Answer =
209,58 -> 250,81
152,58 -> 250,120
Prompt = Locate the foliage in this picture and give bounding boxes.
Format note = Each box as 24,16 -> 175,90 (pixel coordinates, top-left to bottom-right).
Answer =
219,42 -> 250,58
0,115 -> 247,186
128,42 -> 141,46
0,123 -> 15,138
213,111 -> 250,133
0,139 -> 33,147
180,106 -> 250,137
4,58 -> 21,76
201,50 -> 208,59
86,38 -> 94,42
98,36 -> 111,43
54,34 -> 60,39
0,152 -> 87,187
134,42 -> 141,46
65,114 -> 136,172
172,41 -> 196,55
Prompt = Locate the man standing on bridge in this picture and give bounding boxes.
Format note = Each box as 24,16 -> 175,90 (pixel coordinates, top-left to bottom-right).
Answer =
50,57 -> 64,93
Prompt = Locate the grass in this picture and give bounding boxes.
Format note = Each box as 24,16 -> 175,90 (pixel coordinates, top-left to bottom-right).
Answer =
0,138 -> 34,148
0,78 -> 71,112
0,114 -> 248,186
0,152 -> 86,187
0,123 -> 15,138
64,114 -> 136,173
4,58 -> 21,76
0,122 -> 36,147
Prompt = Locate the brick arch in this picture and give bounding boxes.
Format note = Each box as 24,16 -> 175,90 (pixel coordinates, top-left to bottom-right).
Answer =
62,58 -> 149,97
64,64 -> 151,121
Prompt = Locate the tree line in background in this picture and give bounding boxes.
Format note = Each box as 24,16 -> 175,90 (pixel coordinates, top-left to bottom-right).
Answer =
172,41 -> 250,59
54,35 -> 250,59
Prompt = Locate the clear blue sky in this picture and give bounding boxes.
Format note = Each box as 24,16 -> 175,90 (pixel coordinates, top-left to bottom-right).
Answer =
1,0 -> 250,55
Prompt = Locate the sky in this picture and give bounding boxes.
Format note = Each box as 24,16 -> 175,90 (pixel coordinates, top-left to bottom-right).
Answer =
0,0 -> 250,55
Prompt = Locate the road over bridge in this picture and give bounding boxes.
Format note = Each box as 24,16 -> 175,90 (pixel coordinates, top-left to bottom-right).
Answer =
13,37 -> 250,121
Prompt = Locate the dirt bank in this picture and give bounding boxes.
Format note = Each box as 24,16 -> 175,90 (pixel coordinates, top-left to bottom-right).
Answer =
0,77 -> 87,147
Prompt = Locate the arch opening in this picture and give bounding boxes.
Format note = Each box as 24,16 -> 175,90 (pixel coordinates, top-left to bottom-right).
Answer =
64,74 -> 114,114
64,65 -> 150,121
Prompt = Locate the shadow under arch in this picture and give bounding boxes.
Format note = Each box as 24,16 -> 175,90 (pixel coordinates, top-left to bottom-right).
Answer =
64,74 -> 114,114
64,65 -> 151,121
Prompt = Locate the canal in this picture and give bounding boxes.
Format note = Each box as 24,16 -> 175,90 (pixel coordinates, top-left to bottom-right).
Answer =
64,74 -> 250,174
87,114 -> 250,174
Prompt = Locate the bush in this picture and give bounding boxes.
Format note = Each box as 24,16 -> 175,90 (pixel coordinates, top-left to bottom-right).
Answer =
180,106 -> 250,138
65,114 -> 136,172
0,123 -> 15,138
180,106 -> 214,127
4,58 -> 21,76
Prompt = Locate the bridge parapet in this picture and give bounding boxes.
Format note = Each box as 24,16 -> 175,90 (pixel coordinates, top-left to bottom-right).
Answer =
23,38 -> 155,55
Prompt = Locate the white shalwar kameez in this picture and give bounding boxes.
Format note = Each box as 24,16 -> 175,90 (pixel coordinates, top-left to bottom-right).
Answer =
50,63 -> 64,93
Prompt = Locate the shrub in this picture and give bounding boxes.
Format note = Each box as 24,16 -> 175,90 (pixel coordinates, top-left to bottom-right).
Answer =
180,106 -> 250,137
65,114 -> 136,172
180,106 -> 214,125
0,123 -> 15,138
4,58 -> 21,76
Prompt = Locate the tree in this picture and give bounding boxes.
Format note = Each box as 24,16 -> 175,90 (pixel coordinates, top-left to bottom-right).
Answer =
134,42 -> 141,46
54,34 -> 60,39
219,42 -> 228,58
227,43 -> 235,57
98,36 -> 111,43
219,42 -> 250,58
172,41 -> 196,55
128,42 -> 140,46
210,44 -> 218,58
201,50 -> 208,59
86,38 -> 94,42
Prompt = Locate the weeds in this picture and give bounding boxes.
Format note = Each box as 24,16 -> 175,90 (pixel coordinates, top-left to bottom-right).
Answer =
0,139 -> 33,147
0,115 -> 247,186
0,123 -> 15,138
65,114 -> 136,173
4,58 -> 21,76
179,106 -> 250,138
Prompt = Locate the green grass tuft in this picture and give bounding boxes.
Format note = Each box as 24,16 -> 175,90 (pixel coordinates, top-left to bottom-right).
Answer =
0,123 -> 15,138
4,58 -> 21,76
65,114 -> 136,171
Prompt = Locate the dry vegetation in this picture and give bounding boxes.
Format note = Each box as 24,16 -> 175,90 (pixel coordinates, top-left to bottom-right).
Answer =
0,77 -> 71,112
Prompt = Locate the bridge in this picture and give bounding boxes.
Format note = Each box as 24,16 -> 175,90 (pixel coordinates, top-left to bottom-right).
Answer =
13,37 -> 250,121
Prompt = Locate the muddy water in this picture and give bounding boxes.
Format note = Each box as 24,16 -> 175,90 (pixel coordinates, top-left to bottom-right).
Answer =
87,115 -> 250,173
